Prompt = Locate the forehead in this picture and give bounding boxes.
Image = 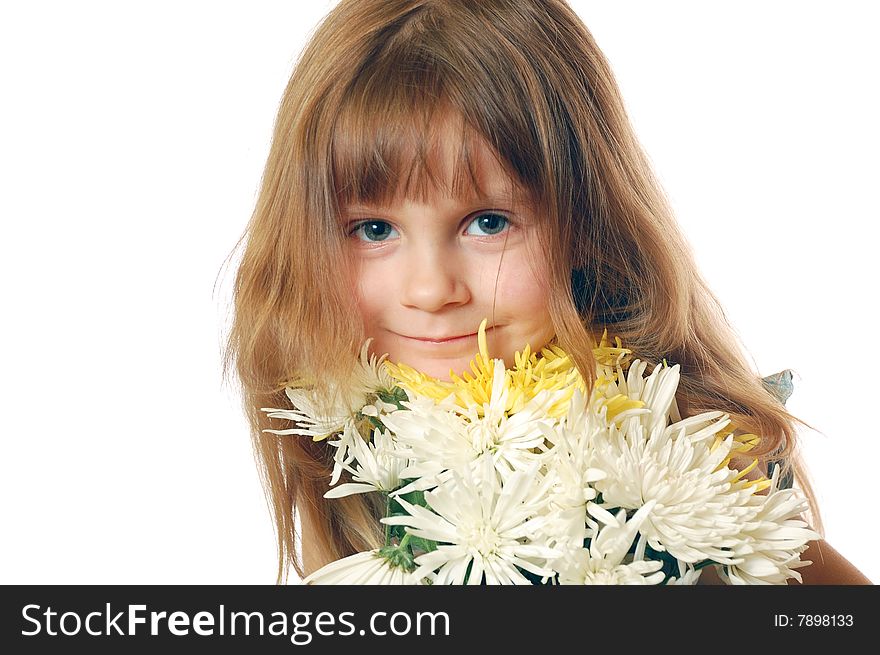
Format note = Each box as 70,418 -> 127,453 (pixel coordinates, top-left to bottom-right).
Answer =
332,104 -> 531,212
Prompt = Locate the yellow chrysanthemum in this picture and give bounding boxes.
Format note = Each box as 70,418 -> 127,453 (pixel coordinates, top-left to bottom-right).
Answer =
384,319 -> 637,420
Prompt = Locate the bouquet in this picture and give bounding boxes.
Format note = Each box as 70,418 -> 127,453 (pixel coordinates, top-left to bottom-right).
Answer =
261,320 -> 819,585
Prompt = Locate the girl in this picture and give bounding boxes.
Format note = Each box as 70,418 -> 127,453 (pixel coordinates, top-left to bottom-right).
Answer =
222,0 -> 870,584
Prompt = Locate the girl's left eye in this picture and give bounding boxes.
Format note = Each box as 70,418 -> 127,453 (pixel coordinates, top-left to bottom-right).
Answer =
465,212 -> 510,237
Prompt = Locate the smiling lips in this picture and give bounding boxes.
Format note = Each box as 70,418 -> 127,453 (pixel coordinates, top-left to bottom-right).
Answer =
409,333 -> 475,344
401,326 -> 494,344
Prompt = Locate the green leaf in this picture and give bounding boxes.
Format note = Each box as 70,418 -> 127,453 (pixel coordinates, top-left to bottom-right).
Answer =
407,535 -> 438,555
386,483 -> 432,516
377,386 -> 409,409
398,488 -> 430,509
378,543 -> 416,572
384,486 -> 435,550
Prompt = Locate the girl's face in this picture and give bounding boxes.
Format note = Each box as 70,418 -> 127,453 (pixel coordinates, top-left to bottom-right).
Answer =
340,122 -> 555,381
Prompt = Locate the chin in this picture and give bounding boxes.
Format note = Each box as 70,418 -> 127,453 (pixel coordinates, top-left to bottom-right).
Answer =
413,359 -> 473,382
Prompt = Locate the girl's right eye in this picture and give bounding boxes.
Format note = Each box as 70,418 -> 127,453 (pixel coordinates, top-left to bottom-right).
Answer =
350,220 -> 399,242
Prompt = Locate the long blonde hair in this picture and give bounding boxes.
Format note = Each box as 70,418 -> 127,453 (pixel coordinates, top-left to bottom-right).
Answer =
220,0 -> 824,584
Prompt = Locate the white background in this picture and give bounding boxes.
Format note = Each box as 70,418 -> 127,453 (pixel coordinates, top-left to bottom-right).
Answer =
1,1 -> 876,584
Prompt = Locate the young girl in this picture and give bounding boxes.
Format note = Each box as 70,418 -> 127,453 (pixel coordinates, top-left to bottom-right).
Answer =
222,0 -> 870,585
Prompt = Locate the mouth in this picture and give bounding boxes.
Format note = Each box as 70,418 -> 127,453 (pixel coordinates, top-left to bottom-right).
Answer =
398,326 -> 496,345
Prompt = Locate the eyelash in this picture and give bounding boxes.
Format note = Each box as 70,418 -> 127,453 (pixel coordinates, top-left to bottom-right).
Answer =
347,212 -> 513,244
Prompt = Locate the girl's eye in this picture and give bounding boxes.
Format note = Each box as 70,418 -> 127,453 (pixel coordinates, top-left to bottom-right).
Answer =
465,212 -> 510,237
350,221 -> 399,242
348,212 -> 510,242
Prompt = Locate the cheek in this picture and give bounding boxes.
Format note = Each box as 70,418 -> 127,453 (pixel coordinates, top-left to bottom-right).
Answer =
351,261 -> 383,328
495,251 -> 551,313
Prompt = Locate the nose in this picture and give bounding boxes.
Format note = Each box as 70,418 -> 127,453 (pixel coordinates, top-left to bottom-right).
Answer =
399,244 -> 470,312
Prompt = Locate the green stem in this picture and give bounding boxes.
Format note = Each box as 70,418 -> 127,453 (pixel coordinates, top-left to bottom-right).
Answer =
399,532 -> 412,550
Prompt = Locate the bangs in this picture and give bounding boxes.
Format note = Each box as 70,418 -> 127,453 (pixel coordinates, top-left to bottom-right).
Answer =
330,72 -> 531,213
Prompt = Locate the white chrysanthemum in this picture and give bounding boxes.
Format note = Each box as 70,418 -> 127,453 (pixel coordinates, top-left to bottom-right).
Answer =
383,359 -> 566,494
535,387 -> 607,552
324,426 -> 410,499
302,550 -> 427,585
262,383 -> 364,440
602,358 -> 682,434
379,395 -> 474,494
261,338 -> 401,484
351,338 -> 399,401
381,456 -> 561,585
664,560 -> 703,585
262,339 -> 398,440
556,500 -> 665,585
720,466 -> 821,584
589,360 -> 763,565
